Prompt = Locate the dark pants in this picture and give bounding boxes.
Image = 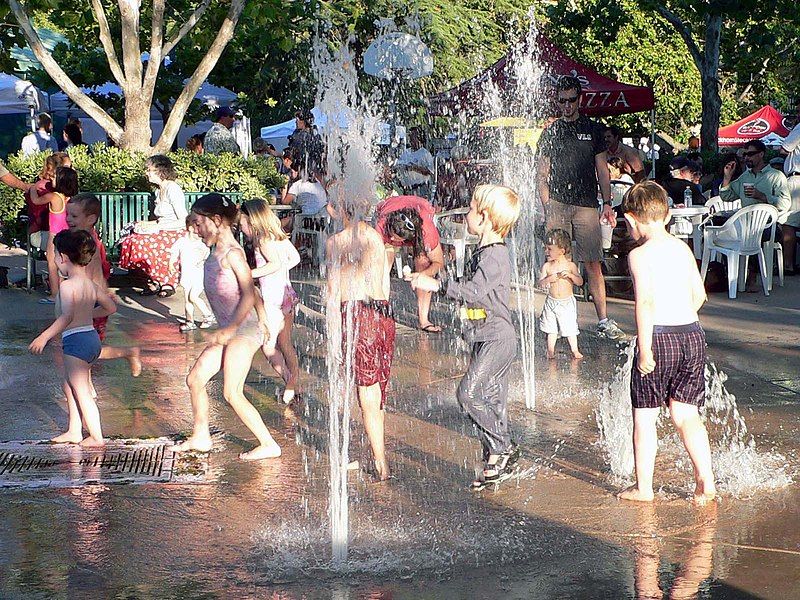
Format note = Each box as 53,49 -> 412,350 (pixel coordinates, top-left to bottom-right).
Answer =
456,339 -> 516,455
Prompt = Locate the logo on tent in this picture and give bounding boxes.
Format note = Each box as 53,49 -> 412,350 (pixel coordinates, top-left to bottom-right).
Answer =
737,118 -> 770,136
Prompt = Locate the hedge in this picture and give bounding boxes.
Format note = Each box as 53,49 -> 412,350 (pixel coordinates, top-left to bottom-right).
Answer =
0,144 -> 286,245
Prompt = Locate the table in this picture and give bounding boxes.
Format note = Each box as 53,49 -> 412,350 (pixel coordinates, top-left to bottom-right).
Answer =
669,206 -> 709,259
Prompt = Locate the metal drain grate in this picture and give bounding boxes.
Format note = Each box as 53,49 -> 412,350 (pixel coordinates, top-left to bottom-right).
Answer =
0,439 -> 176,489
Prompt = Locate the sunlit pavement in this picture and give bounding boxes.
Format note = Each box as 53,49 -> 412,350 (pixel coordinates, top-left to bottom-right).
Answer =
1,246 -> 798,599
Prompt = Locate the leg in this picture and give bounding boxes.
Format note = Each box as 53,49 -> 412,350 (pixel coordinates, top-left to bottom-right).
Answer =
173,343 -> 224,453
358,382 -> 389,480
187,285 -> 213,320
46,239 -> 59,299
566,335 -> 583,359
413,254 -> 440,331
618,407 -> 660,502
183,288 -> 195,323
63,355 -> 104,446
584,261 -> 607,321
669,400 -> 716,504
782,224 -> 797,271
221,336 -> 281,460
276,311 -> 300,403
99,345 -> 142,377
546,333 -> 557,359
51,378 -> 84,443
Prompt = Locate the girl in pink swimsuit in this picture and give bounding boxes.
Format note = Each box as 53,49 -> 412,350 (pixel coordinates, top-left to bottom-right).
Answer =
173,193 -> 281,460
29,166 -> 79,302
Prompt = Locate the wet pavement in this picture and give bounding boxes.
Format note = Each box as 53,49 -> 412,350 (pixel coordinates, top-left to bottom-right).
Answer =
0,246 -> 798,599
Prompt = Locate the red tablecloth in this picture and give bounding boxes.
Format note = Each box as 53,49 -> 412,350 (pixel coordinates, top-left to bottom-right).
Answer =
118,230 -> 182,288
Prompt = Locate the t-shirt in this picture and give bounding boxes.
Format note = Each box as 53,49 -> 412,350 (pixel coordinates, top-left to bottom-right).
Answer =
538,116 -> 606,207
782,123 -> 800,175
154,181 -> 188,230
374,195 -> 440,252
287,178 -> 327,215
25,179 -> 54,233
21,131 -> 59,156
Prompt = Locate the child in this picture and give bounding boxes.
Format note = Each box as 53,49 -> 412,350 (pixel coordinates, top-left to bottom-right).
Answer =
29,166 -> 79,303
173,193 -> 281,460
618,181 -> 716,505
240,198 -> 301,404
411,184 -> 521,490
29,230 -> 117,446
538,228 -> 584,359
169,216 -> 215,332
66,194 -> 142,377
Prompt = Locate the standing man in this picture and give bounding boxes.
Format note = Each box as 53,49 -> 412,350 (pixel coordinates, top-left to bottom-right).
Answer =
204,107 -> 240,155
21,113 -> 59,156
780,115 -> 800,275
0,158 -> 31,192
395,127 -> 434,199
537,76 -> 625,340
603,125 -> 646,183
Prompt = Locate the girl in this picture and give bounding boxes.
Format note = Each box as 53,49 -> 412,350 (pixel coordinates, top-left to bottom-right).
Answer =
169,216 -> 215,332
173,193 -> 281,460
240,198 -> 301,404
30,166 -> 80,303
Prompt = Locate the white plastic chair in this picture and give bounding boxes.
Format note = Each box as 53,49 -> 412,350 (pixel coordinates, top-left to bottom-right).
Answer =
700,204 -> 778,299
763,209 -> 790,291
433,208 -> 480,278
291,209 -> 329,277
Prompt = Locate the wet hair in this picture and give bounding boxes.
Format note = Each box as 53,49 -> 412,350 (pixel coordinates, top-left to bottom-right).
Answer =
69,192 -> 102,222
745,140 -> 767,154
191,193 -> 239,225
386,208 -> 425,258
37,113 -> 52,130
545,228 -> 571,253
54,229 -> 96,266
240,197 -> 288,243
472,184 -> 520,237
54,166 -> 79,197
621,181 -> 669,223
39,151 -> 71,181
556,75 -> 582,96
146,155 -> 177,181
604,125 -> 622,139
63,122 -> 83,145
186,134 -> 204,153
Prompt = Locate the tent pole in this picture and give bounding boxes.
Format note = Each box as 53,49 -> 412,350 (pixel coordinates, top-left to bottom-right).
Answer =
649,108 -> 656,179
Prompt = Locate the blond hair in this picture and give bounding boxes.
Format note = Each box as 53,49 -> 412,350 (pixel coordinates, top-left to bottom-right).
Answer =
241,198 -> 288,243
621,181 -> 669,223
473,184 -> 520,237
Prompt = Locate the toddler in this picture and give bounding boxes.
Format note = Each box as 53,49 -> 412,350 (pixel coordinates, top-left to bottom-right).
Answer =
169,217 -> 215,331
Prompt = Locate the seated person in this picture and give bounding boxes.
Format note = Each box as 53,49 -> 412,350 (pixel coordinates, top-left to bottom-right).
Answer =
661,157 -> 704,206
719,140 -> 791,214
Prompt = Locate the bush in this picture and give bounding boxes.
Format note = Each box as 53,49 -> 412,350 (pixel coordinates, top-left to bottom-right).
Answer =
0,145 -> 286,244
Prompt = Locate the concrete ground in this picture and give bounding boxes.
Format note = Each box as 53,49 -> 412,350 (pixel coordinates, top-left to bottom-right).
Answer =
0,245 -> 798,599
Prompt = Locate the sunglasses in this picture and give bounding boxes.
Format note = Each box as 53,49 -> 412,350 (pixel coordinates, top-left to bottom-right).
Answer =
742,150 -> 763,157
557,95 -> 580,104
399,213 -> 416,232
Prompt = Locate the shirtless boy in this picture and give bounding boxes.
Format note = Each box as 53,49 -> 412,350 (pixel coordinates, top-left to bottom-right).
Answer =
618,181 -> 716,505
29,230 -> 117,446
326,196 -> 396,481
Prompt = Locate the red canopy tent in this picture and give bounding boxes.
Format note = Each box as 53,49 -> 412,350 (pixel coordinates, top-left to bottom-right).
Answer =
428,34 -> 655,118
718,105 -> 790,147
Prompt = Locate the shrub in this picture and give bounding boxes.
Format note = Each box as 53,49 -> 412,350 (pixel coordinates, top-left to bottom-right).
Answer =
0,145 -> 285,244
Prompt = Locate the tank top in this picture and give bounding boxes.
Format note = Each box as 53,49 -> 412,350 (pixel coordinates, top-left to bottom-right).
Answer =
48,192 -> 69,236
254,240 -> 293,307
204,245 -> 258,329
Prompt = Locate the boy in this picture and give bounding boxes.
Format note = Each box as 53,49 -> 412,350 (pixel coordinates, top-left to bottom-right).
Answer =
29,230 -> 117,446
66,193 -> 141,376
411,184 -> 521,490
169,216 -> 214,332
538,228 -> 584,359
618,181 -> 716,505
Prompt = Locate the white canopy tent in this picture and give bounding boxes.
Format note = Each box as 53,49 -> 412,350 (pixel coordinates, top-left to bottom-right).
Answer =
0,73 -> 48,128
259,106 -> 354,151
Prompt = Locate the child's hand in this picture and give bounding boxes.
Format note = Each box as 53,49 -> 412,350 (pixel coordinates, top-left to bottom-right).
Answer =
29,334 -> 48,354
209,326 -> 235,346
258,319 -> 270,341
410,273 -> 440,292
168,261 -> 177,274
637,350 -> 656,375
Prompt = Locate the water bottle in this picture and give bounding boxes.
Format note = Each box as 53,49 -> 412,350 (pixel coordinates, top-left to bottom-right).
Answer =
683,186 -> 693,207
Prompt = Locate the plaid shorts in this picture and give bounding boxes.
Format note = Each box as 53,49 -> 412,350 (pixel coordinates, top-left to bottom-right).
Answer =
631,322 -> 706,409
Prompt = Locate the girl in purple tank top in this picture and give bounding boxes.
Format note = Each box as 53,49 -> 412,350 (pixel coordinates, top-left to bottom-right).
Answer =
172,194 -> 281,461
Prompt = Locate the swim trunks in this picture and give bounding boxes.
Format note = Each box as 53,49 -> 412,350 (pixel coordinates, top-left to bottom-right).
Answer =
630,322 -> 706,409
539,295 -> 579,338
62,326 -> 102,364
341,300 -> 396,407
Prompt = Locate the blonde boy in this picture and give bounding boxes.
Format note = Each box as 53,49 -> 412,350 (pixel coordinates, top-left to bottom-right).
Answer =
619,181 -> 716,504
411,185 -> 521,490
538,228 -> 584,359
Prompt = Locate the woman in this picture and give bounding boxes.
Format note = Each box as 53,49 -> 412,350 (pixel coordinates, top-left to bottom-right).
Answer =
186,134 -> 204,154
118,155 -> 188,296
62,122 -> 84,151
375,195 -> 444,333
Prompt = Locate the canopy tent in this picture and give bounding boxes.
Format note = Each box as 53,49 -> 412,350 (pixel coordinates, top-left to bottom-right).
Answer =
0,72 -> 47,116
718,105 -> 791,147
429,33 -> 655,118
259,106 -> 353,150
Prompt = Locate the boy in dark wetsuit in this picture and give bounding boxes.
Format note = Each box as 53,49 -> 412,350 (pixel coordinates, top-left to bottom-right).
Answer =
411,185 -> 521,490
618,181 -> 716,505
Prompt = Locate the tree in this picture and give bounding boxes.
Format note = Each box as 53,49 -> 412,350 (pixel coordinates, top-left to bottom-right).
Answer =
5,0 -> 245,153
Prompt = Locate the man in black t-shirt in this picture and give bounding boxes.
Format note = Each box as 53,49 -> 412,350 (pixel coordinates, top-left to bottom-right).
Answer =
536,76 -> 625,339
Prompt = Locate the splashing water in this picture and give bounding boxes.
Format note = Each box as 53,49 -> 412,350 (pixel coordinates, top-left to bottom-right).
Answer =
596,344 -> 793,496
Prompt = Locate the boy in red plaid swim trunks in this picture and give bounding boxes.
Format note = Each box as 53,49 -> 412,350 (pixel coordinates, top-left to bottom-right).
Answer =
618,182 -> 716,505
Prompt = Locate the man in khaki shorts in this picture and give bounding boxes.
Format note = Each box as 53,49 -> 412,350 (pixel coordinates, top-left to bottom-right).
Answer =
536,76 -> 625,339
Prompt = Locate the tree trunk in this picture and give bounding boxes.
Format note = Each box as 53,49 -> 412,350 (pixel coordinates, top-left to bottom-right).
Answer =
699,14 -> 722,154
121,95 -> 154,152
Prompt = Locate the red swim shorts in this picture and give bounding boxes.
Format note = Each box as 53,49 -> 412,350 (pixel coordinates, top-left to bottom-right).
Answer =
341,300 -> 396,407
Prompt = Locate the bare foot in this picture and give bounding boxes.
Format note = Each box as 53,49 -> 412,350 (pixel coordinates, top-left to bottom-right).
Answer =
572,351 -> 584,359
282,387 -> 295,404
172,436 -> 213,453
51,431 -> 83,444
239,441 -> 282,460
419,322 -> 442,333
374,460 -> 391,482
79,436 -> 106,448
546,352 -> 556,360
618,485 -> 655,502
693,480 -> 717,505
347,460 -> 361,471
128,347 -> 142,377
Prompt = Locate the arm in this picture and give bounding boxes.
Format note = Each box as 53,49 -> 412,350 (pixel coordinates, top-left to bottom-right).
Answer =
1,171 -> 31,192
761,173 -> 792,214
687,250 -> 707,313
626,149 -> 646,183
28,184 -> 54,206
211,248 -> 257,344
718,162 -> 741,201
325,237 -> 340,304
29,284 -> 74,353
281,192 -> 296,206
168,240 -> 181,273
536,155 -> 551,205
93,284 -> 118,319
629,249 -> 656,375
420,244 -> 444,277
596,153 -> 616,226
537,262 -> 556,288
251,240 -> 284,278
562,261 -> 584,287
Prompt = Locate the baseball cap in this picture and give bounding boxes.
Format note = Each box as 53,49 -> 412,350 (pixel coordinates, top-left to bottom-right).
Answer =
215,106 -> 236,120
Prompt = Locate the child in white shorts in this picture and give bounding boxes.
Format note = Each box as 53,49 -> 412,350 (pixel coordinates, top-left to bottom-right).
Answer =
538,228 -> 583,359
169,217 -> 215,332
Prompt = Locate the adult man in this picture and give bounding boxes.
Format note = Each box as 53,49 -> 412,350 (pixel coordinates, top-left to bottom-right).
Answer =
0,159 -> 31,192
537,76 -> 624,339
662,157 -> 704,206
780,116 -> 800,274
395,127 -> 434,199
21,113 -> 59,156
204,106 -> 240,155
720,140 -> 791,216
604,125 -> 646,182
